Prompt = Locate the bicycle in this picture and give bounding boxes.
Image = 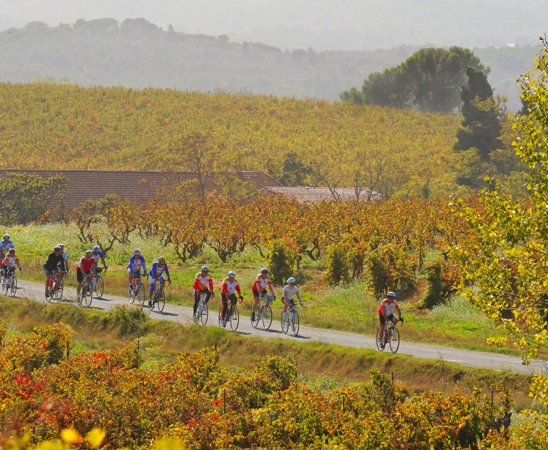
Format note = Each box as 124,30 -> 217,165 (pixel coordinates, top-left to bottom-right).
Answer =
376,320 -> 401,353
150,279 -> 166,313
218,297 -> 240,331
251,292 -> 275,330
127,272 -> 146,306
2,267 -> 18,297
193,291 -> 209,325
46,270 -> 65,303
80,274 -> 94,307
92,266 -> 106,299
281,301 -> 300,336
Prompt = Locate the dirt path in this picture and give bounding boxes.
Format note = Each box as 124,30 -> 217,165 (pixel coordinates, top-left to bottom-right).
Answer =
9,279 -> 545,375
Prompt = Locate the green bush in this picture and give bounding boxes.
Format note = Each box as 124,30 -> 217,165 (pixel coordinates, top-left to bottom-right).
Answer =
324,243 -> 351,285
267,239 -> 297,286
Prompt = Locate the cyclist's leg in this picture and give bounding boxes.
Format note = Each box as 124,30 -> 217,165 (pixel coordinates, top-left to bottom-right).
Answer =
221,294 -> 228,320
193,289 -> 200,315
76,270 -> 84,297
128,268 -> 134,288
205,288 -> 212,303
379,314 -> 386,344
252,289 -> 260,312
149,276 -> 155,303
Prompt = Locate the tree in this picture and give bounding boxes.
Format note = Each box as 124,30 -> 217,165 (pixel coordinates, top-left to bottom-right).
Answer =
454,38 -> 548,407
0,173 -> 67,224
454,68 -> 502,159
342,47 -> 487,114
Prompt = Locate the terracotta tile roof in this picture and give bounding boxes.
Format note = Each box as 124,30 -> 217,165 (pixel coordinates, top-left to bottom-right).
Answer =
0,170 -> 282,211
258,186 -> 382,203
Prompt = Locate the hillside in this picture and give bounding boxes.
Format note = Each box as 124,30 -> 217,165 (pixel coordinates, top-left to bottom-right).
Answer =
1,0 -> 546,51
0,83 -> 460,197
0,19 -> 540,110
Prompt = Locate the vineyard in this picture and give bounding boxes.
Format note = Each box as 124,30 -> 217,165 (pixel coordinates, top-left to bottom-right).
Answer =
0,82 -> 461,198
0,324 -> 544,449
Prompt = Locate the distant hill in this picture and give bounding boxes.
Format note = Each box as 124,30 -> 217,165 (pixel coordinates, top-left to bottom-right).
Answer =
0,19 -> 539,110
0,0 -> 546,51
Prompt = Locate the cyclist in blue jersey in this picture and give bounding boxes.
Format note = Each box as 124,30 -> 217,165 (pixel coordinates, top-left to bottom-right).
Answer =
127,249 -> 147,292
148,256 -> 171,307
0,234 -> 14,277
91,245 -> 108,273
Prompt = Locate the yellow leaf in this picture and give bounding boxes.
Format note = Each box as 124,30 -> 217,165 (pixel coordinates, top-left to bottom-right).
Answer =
60,429 -> 83,445
86,428 -> 106,448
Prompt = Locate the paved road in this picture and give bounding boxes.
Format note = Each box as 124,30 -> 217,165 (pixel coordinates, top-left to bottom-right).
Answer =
8,279 -> 546,375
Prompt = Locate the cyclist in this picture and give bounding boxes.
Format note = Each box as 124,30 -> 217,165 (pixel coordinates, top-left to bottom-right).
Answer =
378,291 -> 403,349
44,246 -> 66,298
92,245 -> 107,270
57,243 -> 69,275
2,248 -> 22,280
127,249 -> 147,292
0,234 -> 14,277
193,265 -> 213,319
148,256 -> 171,307
220,271 -> 243,327
282,277 -> 303,318
251,268 -> 275,322
76,250 -> 96,302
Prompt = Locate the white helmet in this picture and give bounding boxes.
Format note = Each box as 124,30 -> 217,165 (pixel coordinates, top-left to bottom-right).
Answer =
287,277 -> 296,284
387,291 -> 396,298
228,271 -> 236,277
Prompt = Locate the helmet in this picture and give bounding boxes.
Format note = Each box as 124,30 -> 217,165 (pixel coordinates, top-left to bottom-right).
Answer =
57,243 -> 65,248
201,265 -> 210,273
287,277 -> 296,284
158,256 -> 166,264
260,268 -> 269,275
8,248 -> 15,253
93,245 -> 100,253
85,249 -> 93,256
227,271 -> 236,277
54,246 -> 62,252
387,291 -> 396,298
3,234 -> 10,239
134,249 -> 141,255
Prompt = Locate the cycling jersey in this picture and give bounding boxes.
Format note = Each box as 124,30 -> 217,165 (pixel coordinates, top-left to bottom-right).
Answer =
2,255 -> 19,268
127,255 -> 146,273
45,252 -> 66,272
282,285 -> 299,300
194,272 -> 213,291
252,274 -> 272,292
0,239 -> 14,257
150,262 -> 170,279
221,277 -> 241,296
378,299 -> 399,317
92,251 -> 104,266
77,256 -> 96,273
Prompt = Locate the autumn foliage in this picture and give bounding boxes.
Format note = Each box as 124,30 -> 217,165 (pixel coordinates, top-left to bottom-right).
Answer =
2,324 -> 540,449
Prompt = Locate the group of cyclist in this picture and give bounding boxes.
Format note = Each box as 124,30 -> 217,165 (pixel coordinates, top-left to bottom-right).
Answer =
0,234 -> 22,281
126,249 -> 172,306
193,266 -> 304,327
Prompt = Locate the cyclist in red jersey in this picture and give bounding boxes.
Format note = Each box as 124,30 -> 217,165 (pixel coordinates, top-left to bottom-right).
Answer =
377,291 -> 403,348
76,250 -> 96,301
251,268 -> 275,322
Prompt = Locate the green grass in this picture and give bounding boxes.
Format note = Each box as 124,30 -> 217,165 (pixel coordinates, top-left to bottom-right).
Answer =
7,223 -> 517,356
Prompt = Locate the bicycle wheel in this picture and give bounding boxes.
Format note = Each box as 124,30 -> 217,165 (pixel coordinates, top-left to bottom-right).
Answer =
281,312 -> 289,334
229,305 -> 239,331
9,275 -> 17,297
389,327 -> 400,353
218,308 -> 224,328
95,276 -> 104,299
52,279 -> 64,302
375,327 -> 385,352
290,310 -> 299,336
2,278 -> 9,296
137,282 -> 146,306
128,283 -> 136,304
261,305 -> 273,330
82,282 -> 93,307
251,305 -> 260,328
199,300 -> 208,325
154,288 -> 166,312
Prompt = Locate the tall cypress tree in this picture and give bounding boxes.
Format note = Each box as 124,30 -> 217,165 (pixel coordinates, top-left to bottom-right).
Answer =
454,68 -> 502,159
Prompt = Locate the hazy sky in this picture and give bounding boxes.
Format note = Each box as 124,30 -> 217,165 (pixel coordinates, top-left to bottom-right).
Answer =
1,0 -> 547,50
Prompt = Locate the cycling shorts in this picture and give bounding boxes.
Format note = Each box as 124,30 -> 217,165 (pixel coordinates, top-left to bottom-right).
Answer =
379,313 -> 395,325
